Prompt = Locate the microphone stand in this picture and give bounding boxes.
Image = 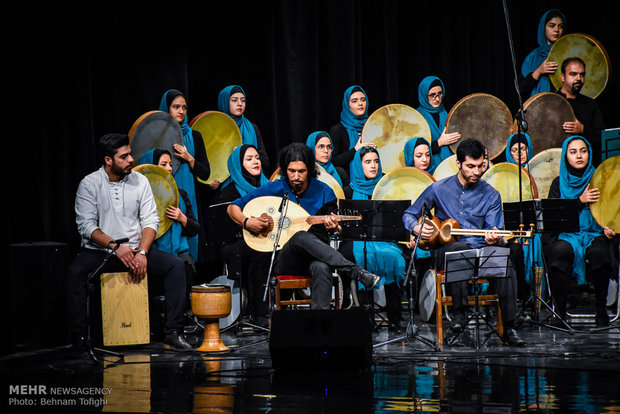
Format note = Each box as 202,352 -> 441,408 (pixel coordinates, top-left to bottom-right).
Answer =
263,193 -> 290,320
375,207 -> 439,351
83,244 -> 125,364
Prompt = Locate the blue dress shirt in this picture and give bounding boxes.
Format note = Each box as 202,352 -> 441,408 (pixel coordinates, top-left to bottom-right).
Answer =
402,175 -> 503,248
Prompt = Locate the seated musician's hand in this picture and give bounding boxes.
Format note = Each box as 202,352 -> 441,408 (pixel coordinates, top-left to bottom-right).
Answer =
166,206 -> 187,225
246,216 -> 272,234
173,143 -> 194,163
604,227 -> 616,239
323,213 -> 339,230
414,223 -> 435,240
129,252 -> 147,283
579,184 -> 600,204
406,236 -> 416,249
115,244 -> 136,269
209,180 -> 221,190
485,227 -> 504,246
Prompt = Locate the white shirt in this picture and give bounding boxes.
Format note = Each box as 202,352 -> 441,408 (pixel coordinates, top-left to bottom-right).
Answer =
75,167 -> 159,251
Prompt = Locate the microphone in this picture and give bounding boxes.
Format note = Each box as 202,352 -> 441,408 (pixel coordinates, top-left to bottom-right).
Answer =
112,237 -> 129,244
422,204 -> 433,220
279,192 -> 289,212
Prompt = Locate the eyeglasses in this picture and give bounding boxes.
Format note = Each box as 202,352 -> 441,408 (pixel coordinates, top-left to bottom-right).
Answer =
428,92 -> 443,100
317,144 -> 332,151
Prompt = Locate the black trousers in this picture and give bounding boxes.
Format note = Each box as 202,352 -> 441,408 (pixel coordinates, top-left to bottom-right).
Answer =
274,231 -> 359,310
546,236 -> 614,317
66,247 -> 186,341
434,242 -> 519,327
221,239 -> 271,317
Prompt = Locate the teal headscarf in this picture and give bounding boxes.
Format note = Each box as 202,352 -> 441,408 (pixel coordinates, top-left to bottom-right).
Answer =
416,76 -> 451,167
521,9 -> 566,96
217,85 -> 258,147
558,136 -> 603,285
137,149 -> 189,257
339,85 -> 369,150
349,147 -> 406,288
305,131 -> 343,187
158,89 -> 198,261
505,132 -> 534,166
226,144 -> 269,196
349,147 -> 382,198
404,137 -> 436,175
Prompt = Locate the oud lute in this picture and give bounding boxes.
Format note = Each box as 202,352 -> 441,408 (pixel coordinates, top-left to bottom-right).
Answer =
242,196 -> 361,252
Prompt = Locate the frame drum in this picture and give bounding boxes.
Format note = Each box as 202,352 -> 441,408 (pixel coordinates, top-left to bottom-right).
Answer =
372,167 -> 435,204
129,111 -> 184,174
189,111 -> 242,185
527,148 -> 562,199
513,93 -> 574,155
361,104 -> 431,173
418,269 -> 436,322
433,155 -> 458,182
589,156 -> 620,231
447,93 -> 513,160
133,164 -> 179,239
548,33 -> 611,99
482,163 -> 538,203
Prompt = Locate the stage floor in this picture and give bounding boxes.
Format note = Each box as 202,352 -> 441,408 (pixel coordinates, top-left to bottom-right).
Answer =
3,306 -> 620,413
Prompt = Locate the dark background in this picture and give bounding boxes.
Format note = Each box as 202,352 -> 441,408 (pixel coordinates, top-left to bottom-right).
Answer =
7,0 -> 618,255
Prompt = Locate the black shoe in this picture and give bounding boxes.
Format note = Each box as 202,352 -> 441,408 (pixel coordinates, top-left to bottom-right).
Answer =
354,268 -> 380,290
164,332 -> 193,351
501,328 -> 525,347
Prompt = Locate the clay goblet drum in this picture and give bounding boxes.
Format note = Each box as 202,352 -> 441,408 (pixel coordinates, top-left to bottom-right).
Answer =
191,284 -> 232,352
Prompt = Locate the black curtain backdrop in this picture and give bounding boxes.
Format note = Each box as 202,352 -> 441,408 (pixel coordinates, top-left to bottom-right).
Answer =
8,0 -> 618,258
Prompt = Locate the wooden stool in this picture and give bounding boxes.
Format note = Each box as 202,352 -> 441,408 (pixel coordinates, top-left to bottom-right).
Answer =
191,284 -> 231,352
274,275 -> 341,310
435,270 -> 503,349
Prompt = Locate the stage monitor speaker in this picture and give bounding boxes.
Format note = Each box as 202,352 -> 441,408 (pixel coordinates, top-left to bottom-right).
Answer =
269,309 -> 373,372
8,242 -> 70,353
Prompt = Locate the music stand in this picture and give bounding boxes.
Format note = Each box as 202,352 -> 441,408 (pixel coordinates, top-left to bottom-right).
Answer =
504,199 -> 580,333
443,246 -> 510,349
207,202 -> 269,335
340,200 -> 438,350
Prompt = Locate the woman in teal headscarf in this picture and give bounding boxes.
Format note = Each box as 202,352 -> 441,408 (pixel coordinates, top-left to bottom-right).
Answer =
217,144 -> 269,201
137,148 -> 201,302
416,76 -> 461,169
404,137 -> 436,175
217,85 -> 271,174
341,146 -> 406,331
158,89 -> 210,263
504,132 -> 542,299
328,85 -> 376,171
212,144 -> 272,326
520,9 -> 566,97
544,136 -> 616,326
505,132 -> 534,167
305,131 -> 349,189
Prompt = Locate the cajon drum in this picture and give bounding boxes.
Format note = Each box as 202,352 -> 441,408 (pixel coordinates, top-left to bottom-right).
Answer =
100,272 -> 150,346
